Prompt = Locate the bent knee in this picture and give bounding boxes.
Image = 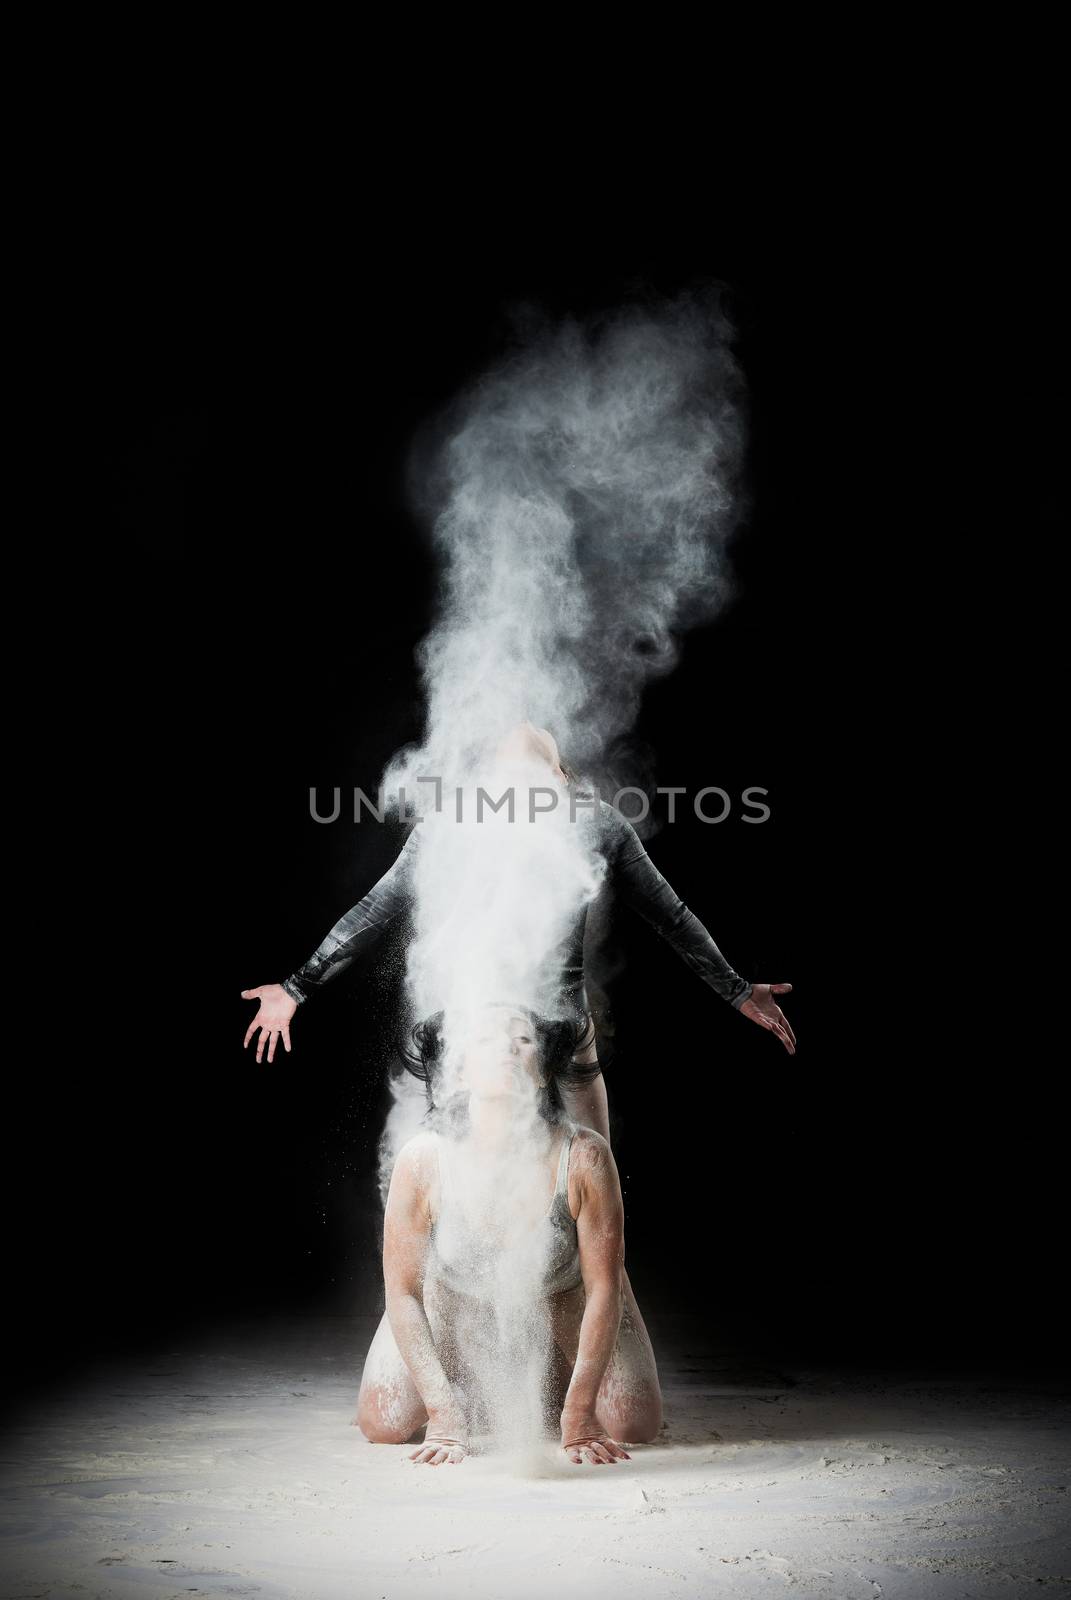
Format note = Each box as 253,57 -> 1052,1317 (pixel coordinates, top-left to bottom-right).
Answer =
357,1406 -> 416,1445
359,1419 -> 413,1444
630,1404 -> 664,1443
603,1395 -> 663,1444
618,1407 -> 662,1444
357,1389 -> 424,1444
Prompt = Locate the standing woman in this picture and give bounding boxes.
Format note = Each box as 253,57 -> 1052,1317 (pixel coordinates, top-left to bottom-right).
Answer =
242,722 -> 796,1111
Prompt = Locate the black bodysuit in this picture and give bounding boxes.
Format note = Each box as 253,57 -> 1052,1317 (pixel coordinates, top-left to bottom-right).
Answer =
281,798 -> 753,1018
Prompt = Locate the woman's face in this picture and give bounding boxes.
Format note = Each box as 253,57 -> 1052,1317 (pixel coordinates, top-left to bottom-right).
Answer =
493,722 -> 568,788
458,1009 -> 544,1099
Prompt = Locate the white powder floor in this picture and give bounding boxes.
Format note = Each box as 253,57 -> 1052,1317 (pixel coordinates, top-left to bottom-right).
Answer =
1,1313 -> 1067,1599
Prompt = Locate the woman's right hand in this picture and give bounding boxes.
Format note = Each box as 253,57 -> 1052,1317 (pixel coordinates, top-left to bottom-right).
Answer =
409,1407 -> 470,1465
241,984 -> 298,1064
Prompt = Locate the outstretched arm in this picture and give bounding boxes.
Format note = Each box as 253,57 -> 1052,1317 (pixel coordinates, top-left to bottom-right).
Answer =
602,805 -> 796,1053
241,825 -> 420,1063
605,807 -> 752,1006
281,824 -> 420,1003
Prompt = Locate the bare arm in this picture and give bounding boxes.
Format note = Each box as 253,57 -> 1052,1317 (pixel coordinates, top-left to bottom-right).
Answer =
560,1129 -> 630,1463
382,1138 -> 468,1452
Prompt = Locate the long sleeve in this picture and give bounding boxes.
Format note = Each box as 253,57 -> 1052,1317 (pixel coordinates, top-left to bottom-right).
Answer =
599,803 -> 753,1010
281,825 -> 420,1004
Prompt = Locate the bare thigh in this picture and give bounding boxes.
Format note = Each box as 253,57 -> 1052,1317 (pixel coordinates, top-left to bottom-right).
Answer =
559,1023 -> 610,1144
354,1281 -> 486,1443
355,1307 -> 428,1444
547,1277 -> 663,1443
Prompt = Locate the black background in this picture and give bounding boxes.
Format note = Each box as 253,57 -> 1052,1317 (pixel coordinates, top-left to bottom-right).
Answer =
26,173 -> 1062,1393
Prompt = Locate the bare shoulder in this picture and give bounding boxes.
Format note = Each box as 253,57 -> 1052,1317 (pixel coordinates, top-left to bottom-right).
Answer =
389,1131 -> 440,1199
568,1125 -> 621,1211
397,1127 -> 440,1165
570,1124 -> 612,1166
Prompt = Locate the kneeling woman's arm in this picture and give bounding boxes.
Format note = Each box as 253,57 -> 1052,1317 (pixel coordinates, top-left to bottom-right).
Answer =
383,1140 -> 468,1446
560,1131 -> 628,1448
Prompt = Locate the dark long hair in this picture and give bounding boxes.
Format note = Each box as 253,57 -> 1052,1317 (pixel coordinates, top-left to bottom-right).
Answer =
399,1004 -> 599,1132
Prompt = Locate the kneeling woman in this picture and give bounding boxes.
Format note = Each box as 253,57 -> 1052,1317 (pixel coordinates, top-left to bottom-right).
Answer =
357,1005 -> 663,1465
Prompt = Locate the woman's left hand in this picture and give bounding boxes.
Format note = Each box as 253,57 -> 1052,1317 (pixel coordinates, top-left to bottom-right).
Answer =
738,982 -> 796,1054
561,1409 -> 631,1465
